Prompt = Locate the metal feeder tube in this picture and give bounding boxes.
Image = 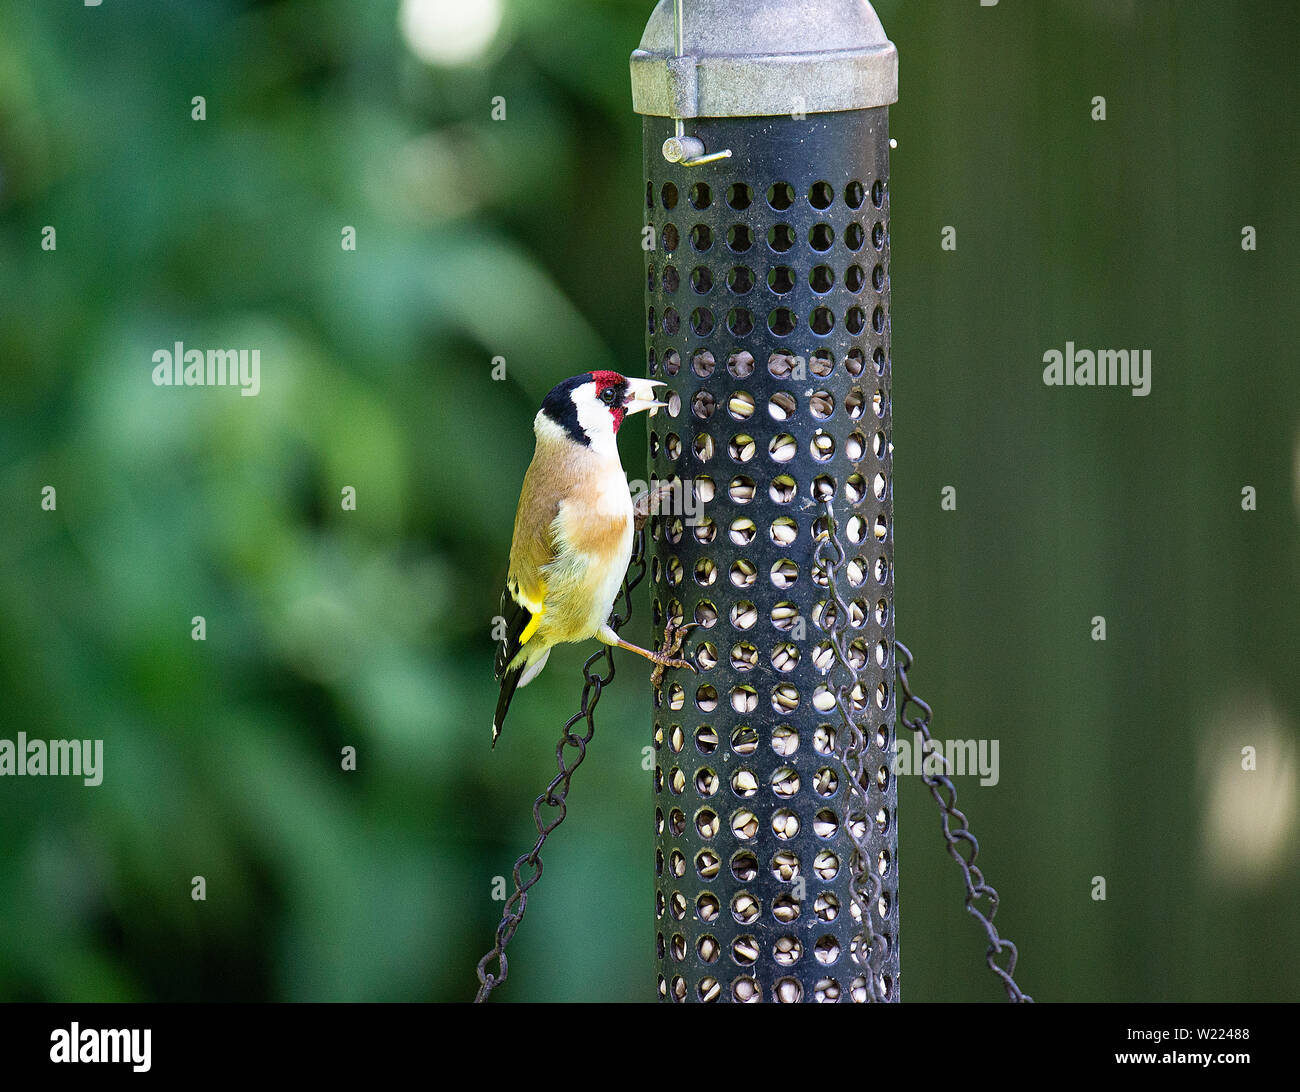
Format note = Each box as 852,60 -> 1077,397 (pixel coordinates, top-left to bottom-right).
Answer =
633,0 -> 899,1002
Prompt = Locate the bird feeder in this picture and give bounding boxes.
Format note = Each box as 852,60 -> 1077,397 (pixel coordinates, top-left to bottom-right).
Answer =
634,0 -> 898,1002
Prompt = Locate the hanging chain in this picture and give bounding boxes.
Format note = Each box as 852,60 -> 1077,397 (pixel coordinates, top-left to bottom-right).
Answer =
894,641 -> 1033,1002
473,526 -> 648,1003
816,501 -> 1032,1003
814,504 -> 892,1002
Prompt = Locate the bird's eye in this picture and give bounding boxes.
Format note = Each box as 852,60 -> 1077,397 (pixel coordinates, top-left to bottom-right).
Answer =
601,388 -> 617,405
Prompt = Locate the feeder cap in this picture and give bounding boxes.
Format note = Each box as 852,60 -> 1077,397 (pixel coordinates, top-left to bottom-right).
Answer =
631,0 -> 897,118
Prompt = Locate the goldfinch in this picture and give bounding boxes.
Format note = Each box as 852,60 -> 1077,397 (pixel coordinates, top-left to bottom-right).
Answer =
493,371 -> 692,746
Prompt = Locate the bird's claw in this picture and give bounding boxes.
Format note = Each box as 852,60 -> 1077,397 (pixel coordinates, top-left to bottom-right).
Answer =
633,481 -> 677,530
651,618 -> 698,688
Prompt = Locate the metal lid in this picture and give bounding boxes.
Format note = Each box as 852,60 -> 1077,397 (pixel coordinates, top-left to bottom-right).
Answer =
631,0 -> 897,119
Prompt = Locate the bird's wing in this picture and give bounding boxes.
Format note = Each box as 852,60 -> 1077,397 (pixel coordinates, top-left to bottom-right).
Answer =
494,574 -> 546,680
494,454 -> 563,680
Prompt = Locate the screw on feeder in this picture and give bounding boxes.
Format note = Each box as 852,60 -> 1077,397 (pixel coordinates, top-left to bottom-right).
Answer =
662,134 -> 731,167
658,0 -> 733,168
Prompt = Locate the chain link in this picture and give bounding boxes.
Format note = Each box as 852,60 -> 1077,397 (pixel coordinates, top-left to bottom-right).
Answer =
473,526 -> 648,1003
895,641 -> 1034,1002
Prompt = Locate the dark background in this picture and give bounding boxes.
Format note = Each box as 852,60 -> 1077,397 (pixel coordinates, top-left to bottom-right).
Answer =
0,0 -> 1296,1001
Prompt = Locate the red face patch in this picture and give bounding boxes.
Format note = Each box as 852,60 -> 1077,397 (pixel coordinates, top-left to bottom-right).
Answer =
590,370 -> 627,433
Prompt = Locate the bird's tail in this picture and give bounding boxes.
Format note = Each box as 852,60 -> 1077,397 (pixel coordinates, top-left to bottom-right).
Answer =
493,662 -> 525,749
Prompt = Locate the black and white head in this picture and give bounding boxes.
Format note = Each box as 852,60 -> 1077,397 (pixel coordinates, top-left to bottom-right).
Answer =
536,371 -> 665,456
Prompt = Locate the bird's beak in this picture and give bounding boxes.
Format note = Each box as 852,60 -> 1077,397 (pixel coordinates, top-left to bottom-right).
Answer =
623,377 -> 667,418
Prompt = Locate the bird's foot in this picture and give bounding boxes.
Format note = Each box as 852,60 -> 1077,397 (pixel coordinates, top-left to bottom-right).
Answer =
650,618 -> 698,688
633,481 -> 677,531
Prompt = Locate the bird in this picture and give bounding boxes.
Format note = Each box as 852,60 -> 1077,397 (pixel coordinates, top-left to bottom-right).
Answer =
492,370 -> 694,746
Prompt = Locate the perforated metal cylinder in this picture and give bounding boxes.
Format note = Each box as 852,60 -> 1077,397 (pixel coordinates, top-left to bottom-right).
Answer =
635,0 -> 898,1004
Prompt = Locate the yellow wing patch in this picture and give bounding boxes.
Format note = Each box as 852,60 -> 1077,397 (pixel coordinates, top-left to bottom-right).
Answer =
514,576 -> 547,646
519,602 -> 545,645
